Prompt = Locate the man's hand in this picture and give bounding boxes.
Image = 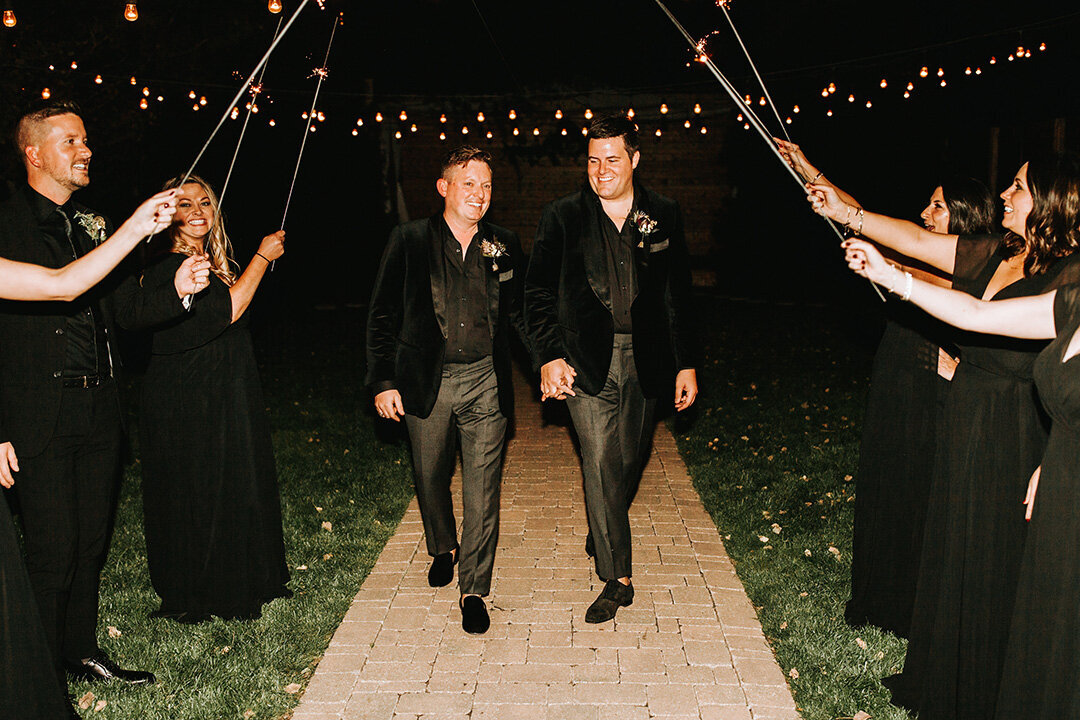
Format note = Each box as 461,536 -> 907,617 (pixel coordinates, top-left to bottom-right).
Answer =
540,359 -> 577,401
174,254 -> 212,299
674,368 -> 698,412
374,389 -> 405,422
0,442 -> 19,489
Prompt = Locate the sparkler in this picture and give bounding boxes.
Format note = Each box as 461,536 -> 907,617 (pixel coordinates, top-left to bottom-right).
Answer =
715,1 -> 790,142
653,0 -> 885,301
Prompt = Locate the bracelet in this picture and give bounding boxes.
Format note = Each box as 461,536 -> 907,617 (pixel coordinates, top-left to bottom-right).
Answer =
888,267 -> 914,301
843,205 -> 854,227
854,207 -> 865,236
809,170 -> 823,184
256,252 -> 271,264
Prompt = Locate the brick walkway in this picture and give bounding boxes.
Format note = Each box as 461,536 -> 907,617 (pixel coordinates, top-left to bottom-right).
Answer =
291,367 -> 800,720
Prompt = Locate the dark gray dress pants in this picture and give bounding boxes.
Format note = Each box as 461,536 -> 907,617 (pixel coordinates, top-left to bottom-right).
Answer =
404,356 -> 506,596
566,334 -> 656,581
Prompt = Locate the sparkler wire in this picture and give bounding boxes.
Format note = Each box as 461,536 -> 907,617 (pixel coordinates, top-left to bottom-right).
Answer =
653,0 -> 885,301
718,3 -> 791,142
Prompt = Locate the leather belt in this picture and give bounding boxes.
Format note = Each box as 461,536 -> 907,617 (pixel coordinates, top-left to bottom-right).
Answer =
62,374 -> 106,389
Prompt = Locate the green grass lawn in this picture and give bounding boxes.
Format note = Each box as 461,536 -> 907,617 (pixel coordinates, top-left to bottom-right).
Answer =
673,295 -> 913,720
65,309 -> 415,720
52,295 -> 912,719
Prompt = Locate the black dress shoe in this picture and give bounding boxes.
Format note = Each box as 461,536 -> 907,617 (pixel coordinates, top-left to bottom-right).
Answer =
428,550 -> 457,587
460,595 -> 490,634
585,532 -> 595,558
66,653 -> 156,685
585,579 -> 634,624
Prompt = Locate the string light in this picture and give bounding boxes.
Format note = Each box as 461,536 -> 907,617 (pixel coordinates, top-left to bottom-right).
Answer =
532,127 -> 540,136
655,129 -> 662,137
477,111 -> 485,122
268,0 -> 283,12
351,129 -> 358,136
3,10 -> 15,27
906,81 -> 914,91
821,88 -> 829,98
439,132 -> 446,141
410,124 -> 417,133
508,109 -> 516,120
792,105 -> 800,113
828,82 -> 836,94
1040,42 -> 1047,51
486,130 -> 493,139
940,79 -> 947,87
785,117 -> 792,124
356,118 -> 363,126
269,119 -> 276,127
965,67 -> 972,75
461,125 -> 468,134
198,96 -> 207,106
41,88 -> 51,99
70,61 -> 78,69
554,108 -> 563,119
937,67 -> 944,77
758,96 -> 766,106
990,56 -> 997,64
660,103 -> 669,114
627,108 -> 634,118
375,112 -> 383,122
130,76 -> 137,85
139,98 -> 148,110
847,94 -> 855,103
399,110 -> 407,121
700,126 -> 707,134
188,90 -> 197,99
683,120 -> 691,129
865,100 -> 872,108
512,127 -> 519,136
439,114 -> 447,123
584,108 -> 593,120
124,3 -> 138,21
920,66 -> 928,77
879,78 -> 887,88
94,75 -> 103,84
560,128 -> 567,136
693,103 -> 701,114
394,130 -> 401,139
826,109 -> 833,117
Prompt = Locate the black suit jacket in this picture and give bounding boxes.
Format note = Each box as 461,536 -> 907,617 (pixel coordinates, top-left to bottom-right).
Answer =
0,187 -> 187,456
365,215 -> 528,419
525,182 -> 695,399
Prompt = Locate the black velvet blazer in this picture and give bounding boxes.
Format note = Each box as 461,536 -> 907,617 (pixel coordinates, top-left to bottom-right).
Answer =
525,182 -> 695,399
0,187 -> 186,455
365,215 -> 528,420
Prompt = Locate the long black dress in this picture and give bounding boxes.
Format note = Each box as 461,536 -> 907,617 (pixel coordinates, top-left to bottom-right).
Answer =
884,237 -> 1080,720
994,284 -> 1080,719
1,501 -> 68,719
845,303 -> 950,637
122,253 -> 289,621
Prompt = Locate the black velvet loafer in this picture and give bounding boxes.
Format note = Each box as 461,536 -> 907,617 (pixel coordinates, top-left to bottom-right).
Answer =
428,551 -> 457,587
460,595 -> 490,634
585,579 -> 634,624
66,653 -> 156,685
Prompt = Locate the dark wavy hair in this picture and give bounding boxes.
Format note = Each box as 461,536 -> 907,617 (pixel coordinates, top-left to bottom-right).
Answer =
939,176 -> 996,236
587,113 -> 640,158
1000,153 -> 1080,276
440,145 -> 492,179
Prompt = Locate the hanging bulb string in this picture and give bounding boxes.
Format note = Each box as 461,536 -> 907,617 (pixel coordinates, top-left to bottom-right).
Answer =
717,2 -> 791,142
279,13 -> 341,234
217,16 -> 284,215
652,0 -> 885,301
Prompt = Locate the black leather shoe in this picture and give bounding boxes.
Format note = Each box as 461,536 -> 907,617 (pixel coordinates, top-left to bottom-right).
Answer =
428,550 -> 457,587
585,579 -> 634,624
585,532 -> 595,558
66,653 -> 156,685
460,595 -> 490,634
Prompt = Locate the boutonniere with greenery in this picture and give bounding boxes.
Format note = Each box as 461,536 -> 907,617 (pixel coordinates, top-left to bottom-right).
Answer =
629,210 -> 659,248
74,211 -> 107,246
481,237 -> 508,271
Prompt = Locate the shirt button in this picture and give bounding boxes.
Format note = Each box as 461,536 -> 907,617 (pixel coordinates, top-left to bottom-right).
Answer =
460,322 -> 465,327
53,370 -> 61,378
55,328 -> 64,335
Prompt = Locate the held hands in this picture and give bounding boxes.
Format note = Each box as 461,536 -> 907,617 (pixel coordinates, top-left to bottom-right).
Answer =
257,231 -> 286,263
806,183 -> 850,224
540,358 -> 577,401
174,254 -> 212,298
0,442 -> 19,489
1024,465 -> 1041,521
774,138 -> 816,182
674,368 -> 698,412
123,189 -> 180,238
374,389 -> 405,422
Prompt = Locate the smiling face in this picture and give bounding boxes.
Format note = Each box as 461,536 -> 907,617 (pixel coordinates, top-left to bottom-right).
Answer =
172,182 -> 215,247
26,113 -> 92,200
587,136 -> 639,203
920,186 -> 951,233
438,159 -> 492,228
1000,162 -> 1033,236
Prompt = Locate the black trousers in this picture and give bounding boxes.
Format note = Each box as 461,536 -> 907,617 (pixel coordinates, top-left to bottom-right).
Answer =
404,357 -> 506,596
566,335 -> 656,581
13,379 -> 122,675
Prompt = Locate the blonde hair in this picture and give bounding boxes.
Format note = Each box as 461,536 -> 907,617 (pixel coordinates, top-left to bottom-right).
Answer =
161,175 -> 238,285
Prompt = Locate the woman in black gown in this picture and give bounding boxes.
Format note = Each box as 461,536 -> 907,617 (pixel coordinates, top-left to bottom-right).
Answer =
843,213 -> 1080,719
116,175 -> 290,623
810,154 -> 1080,720
777,139 -> 996,636
1,191 -> 205,719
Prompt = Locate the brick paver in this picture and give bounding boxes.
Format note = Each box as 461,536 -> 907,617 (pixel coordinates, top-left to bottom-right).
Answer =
291,367 -> 800,719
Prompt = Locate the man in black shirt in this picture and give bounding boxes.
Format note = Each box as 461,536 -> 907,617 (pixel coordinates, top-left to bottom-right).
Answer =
366,147 -> 527,634
0,101 -> 208,693
526,114 -> 698,623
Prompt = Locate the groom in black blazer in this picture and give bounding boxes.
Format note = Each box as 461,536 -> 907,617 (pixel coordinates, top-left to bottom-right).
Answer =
367,146 -> 527,634
526,113 -> 697,623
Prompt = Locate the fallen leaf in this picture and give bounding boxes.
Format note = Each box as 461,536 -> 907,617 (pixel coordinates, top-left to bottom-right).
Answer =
779,621 -> 788,630
315,506 -> 323,512
844,474 -> 853,482
323,553 -> 333,560
221,645 -> 231,654
93,700 -> 107,713
788,668 -> 800,679
296,565 -> 308,571
799,591 -> 808,597
78,692 -> 94,710
284,683 -> 302,694
243,712 -> 255,719
771,523 -> 782,534
758,536 -> 769,543
804,549 -> 812,557
107,625 -> 122,638
321,521 -> 332,532
855,637 -> 868,649
875,651 -> 885,660
854,712 -> 872,720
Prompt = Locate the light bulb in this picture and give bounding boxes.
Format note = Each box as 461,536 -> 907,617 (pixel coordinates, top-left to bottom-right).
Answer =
693,103 -> 701,114
655,129 -> 662,137
94,75 -> 103,84
560,128 -> 567,136
793,105 -> 800,113
660,103 -> 669,114
554,108 -> 563,119
627,108 -> 634,118
508,109 -> 516,120
2,10 -> 15,27
399,110 -> 407,121
532,127 -> 540,136
41,88 -> 51,99
486,131 -> 493,139
477,112 -> 485,122
139,98 -> 148,109
439,132 -> 446,141
410,124 -> 417,133
439,114 -> 446,123
584,108 -> 593,119
937,67 -> 944,77
879,78 -> 887,88
394,131 -> 401,139
268,0 -> 283,13
461,125 -> 468,135
124,3 -> 138,21
512,127 -> 519,136
920,66 -> 928,77
683,120 -> 691,129
375,112 -> 383,122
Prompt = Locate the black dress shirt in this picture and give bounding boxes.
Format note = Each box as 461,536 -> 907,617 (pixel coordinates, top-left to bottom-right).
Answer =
26,188 -> 111,377
440,218 -> 492,363
598,196 -> 638,334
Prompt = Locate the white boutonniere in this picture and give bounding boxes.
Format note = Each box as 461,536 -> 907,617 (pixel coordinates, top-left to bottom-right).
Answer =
74,211 -> 107,246
629,210 -> 658,248
481,237 -> 508,271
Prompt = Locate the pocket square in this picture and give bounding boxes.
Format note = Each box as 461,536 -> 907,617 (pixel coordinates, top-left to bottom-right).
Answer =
499,269 -> 514,282
649,239 -> 669,253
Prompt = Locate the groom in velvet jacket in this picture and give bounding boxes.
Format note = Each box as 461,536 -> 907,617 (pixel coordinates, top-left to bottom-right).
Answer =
525,113 -> 697,623
366,146 -> 527,634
